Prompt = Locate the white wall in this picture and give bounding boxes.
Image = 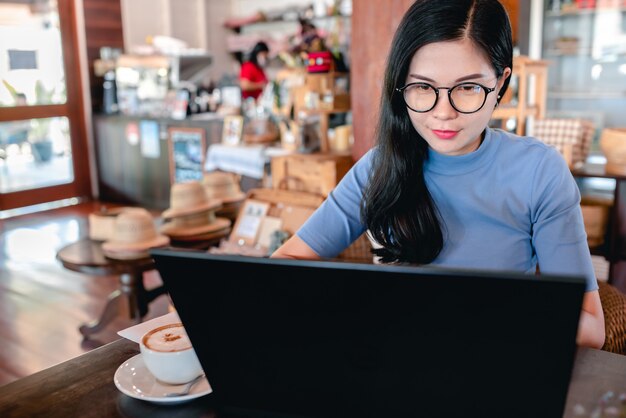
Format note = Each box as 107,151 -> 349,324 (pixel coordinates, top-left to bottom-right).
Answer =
122,0 -> 170,51
122,0 -> 208,51
170,0 -> 207,51
204,0 -> 235,81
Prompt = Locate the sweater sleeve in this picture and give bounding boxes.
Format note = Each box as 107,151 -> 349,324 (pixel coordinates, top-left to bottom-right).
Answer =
295,150 -> 373,258
530,147 -> 598,291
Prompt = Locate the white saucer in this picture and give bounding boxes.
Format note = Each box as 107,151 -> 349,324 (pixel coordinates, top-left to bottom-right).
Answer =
114,354 -> 212,404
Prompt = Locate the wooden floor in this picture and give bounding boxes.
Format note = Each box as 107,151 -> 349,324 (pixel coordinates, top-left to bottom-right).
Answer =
0,202 -> 169,387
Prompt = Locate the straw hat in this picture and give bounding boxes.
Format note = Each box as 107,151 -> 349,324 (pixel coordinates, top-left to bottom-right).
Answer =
168,225 -> 231,243
88,206 -> 138,241
102,208 -> 170,253
162,181 -> 222,219
600,128 -> 626,176
202,171 -> 245,204
160,210 -> 231,238
215,202 -> 243,222
102,247 -> 151,260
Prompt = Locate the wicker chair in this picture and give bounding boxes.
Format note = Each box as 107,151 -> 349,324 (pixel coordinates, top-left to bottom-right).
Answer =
598,280 -> 626,355
336,233 -> 374,263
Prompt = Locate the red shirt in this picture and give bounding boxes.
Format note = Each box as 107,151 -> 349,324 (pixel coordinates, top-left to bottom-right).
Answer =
240,61 -> 267,100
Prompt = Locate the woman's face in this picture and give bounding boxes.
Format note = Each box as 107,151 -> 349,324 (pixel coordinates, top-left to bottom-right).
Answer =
404,38 -> 511,156
257,52 -> 268,67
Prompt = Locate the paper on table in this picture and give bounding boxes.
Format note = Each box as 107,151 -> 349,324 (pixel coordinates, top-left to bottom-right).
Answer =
117,312 -> 181,344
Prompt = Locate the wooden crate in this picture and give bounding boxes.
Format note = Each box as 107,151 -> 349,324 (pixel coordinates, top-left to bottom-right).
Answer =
600,128 -> 626,176
305,72 -> 334,93
320,92 -> 350,112
228,188 -> 324,250
581,196 -> 612,248
226,187 -> 373,260
270,153 -> 354,197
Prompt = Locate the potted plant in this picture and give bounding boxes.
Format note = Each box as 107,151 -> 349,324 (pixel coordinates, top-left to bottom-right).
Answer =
28,80 -> 56,163
29,119 -> 54,162
1,79 -> 56,162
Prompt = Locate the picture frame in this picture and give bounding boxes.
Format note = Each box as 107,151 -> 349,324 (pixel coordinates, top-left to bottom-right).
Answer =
256,216 -> 284,249
229,199 -> 270,246
222,115 -> 244,146
168,127 -> 206,184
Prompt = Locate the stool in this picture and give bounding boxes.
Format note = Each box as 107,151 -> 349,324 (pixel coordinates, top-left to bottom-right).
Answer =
56,239 -> 166,337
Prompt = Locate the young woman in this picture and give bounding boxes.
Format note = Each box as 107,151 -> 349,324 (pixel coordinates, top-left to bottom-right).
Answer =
239,41 -> 269,101
272,0 -> 605,348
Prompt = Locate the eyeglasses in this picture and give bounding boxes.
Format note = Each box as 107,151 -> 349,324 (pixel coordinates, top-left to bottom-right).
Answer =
396,81 -> 497,114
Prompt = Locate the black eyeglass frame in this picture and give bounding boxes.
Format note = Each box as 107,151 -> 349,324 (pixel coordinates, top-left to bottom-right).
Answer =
395,81 -> 498,114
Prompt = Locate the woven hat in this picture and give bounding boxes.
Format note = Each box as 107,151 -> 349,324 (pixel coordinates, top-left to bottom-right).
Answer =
160,210 -> 231,238
202,171 -> 245,204
88,206 -> 138,241
102,208 -> 170,253
162,181 -> 222,219
215,200 -> 243,222
102,247 -> 151,260
600,128 -> 626,176
168,224 -> 231,243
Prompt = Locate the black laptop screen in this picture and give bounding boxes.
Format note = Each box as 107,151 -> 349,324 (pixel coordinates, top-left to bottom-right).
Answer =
151,250 -> 585,418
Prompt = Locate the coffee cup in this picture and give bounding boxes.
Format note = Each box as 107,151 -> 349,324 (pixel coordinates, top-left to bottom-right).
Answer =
140,323 -> 204,384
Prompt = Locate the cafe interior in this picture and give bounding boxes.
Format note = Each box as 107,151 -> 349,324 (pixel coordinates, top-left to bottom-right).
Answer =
1,0 -> 626,416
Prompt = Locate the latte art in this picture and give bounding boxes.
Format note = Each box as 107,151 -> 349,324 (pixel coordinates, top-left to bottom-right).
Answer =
143,323 -> 193,352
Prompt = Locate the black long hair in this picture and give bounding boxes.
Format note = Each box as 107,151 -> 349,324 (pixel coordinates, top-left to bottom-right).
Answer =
248,41 -> 269,66
361,0 -> 513,264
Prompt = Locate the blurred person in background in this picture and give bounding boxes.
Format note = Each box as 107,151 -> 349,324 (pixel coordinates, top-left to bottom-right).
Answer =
240,41 -> 270,101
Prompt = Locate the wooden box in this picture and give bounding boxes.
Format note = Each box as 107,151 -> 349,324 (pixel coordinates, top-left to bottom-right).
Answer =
229,188 -> 325,249
270,153 -> 354,197
581,196 -> 612,248
305,72 -> 335,93
293,71 -> 351,114
320,92 -> 351,112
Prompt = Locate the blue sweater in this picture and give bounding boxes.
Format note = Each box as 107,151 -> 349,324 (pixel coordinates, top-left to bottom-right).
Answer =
297,128 -> 597,291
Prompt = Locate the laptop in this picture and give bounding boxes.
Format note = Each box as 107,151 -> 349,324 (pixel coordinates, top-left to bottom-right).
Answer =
150,249 -> 586,418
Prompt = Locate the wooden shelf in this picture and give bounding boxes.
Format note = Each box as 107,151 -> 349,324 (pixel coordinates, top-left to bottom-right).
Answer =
490,56 -> 549,136
238,14 -> 351,32
492,103 -> 541,119
292,71 -> 351,152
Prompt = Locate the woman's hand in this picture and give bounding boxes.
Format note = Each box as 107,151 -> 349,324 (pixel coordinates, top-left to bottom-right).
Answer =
270,235 -> 321,260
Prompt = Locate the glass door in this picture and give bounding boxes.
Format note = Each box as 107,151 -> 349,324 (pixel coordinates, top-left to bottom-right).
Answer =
0,0 -> 91,211
541,1 -> 626,133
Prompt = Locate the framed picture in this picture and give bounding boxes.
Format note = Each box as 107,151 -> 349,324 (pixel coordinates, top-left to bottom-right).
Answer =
230,199 -> 270,246
168,127 -> 206,183
256,216 -> 283,249
222,115 -> 244,146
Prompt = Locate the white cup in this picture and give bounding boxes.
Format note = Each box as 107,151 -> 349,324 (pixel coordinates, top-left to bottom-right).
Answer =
140,322 -> 204,384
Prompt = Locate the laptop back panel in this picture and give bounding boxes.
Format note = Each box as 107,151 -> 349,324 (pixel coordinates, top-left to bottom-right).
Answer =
151,250 -> 585,418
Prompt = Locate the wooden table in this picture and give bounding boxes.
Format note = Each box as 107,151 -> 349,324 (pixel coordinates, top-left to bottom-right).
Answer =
56,239 -> 166,338
0,337 -> 624,418
572,163 -> 626,288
